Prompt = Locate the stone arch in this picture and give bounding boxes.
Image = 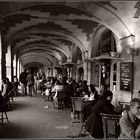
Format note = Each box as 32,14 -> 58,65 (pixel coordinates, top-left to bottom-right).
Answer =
89,25 -> 119,58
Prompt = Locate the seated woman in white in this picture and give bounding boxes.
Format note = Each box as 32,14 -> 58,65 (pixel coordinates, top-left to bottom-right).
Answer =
88,84 -> 99,101
52,80 -> 63,100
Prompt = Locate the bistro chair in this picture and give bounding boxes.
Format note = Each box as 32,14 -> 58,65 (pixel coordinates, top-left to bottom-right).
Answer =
54,90 -> 65,109
100,113 -> 121,138
0,95 -> 10,125
71,97 -> 84,126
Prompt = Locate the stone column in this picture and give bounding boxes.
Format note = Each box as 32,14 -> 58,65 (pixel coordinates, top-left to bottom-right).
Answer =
17,58 -> 20,80
6,45 -> 11,81
13,54 -> 17,77
1,30 -> 6,81
51,68 -> 53,77
83,61 -> 88,81
11,50 -> 14,82
82,51 -> 88,81
0,32 -> 2,90
20,63 -> 23,73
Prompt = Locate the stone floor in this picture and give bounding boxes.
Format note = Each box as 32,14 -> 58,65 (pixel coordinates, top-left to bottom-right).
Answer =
0,92 -> 91,139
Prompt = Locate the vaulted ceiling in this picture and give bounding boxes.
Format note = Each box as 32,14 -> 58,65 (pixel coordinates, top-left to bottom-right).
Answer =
0,1 -> 139,69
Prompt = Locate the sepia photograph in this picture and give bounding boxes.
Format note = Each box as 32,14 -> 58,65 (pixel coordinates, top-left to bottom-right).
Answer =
0,0 -> 140,139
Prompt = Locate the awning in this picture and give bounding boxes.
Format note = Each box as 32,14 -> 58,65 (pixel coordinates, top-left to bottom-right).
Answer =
60,62 -> 77,67
88,55 -> 124,62
52,65 -> 62,69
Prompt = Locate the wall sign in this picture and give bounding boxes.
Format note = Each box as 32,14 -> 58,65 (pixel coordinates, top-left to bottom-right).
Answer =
120,62 -> 133,92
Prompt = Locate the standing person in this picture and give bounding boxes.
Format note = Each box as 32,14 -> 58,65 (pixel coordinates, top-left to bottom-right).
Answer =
26,70 -> 34,97
19,69 -> 28,96
33,73 -> 38,95
119,98 -> 140,138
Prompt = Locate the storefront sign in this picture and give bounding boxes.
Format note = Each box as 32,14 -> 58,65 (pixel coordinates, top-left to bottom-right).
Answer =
120,62 -> 133,91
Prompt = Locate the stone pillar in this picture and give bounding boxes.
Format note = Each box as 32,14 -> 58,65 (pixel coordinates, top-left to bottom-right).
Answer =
6,45 -> 11,81
13,54 -> 16,77
1,33 -> 6,81
20,63 -> 23,73
0,32 -> 2,90
82,51 -> 88,81
47,68 -> 50,77
51,68 -> 53,77
87,61 -> 91,85
83,61 -> 88,81
52,68 -> 56,77
11,51 -> 14,82
17,58 -> 20,80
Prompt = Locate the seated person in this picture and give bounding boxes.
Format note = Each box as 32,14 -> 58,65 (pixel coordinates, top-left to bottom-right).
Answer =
82,84 -> 99,121
52,80 -> 66,108
1,79 -> 8,97
88,84 -> 99,101
52,80 -> 64,100
119,98 -> 140,138
1,78 -> 13,97
85,90 -> 119,138
12,76 -> 19,96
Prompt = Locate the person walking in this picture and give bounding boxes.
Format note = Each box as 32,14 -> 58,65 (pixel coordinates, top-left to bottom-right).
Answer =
19,69 -> 28,96
26,70 -> 34,97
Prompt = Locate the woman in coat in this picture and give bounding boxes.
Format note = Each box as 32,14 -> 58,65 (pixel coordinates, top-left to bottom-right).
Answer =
85,90 -> 117,138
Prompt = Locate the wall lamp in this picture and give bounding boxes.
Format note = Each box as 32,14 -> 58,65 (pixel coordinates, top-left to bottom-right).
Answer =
120,34 -> 135,55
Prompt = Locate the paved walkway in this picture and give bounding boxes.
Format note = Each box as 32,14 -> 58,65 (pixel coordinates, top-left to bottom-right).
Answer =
0,93 -> 90,138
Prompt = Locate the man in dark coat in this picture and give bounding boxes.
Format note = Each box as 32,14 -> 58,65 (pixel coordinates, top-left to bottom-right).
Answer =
19,69 -> 28,96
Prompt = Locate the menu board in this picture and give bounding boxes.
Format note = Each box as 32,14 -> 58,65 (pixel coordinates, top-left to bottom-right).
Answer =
94,64 -> 99,87
120,62 -> 133,91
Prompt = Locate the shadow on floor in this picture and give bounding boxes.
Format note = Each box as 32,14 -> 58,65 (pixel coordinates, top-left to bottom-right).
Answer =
0,123 -> 34,138
8,101 -> 29,111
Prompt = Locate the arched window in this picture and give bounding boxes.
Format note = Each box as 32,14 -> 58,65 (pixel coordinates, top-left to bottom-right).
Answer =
96,30 -> 116,56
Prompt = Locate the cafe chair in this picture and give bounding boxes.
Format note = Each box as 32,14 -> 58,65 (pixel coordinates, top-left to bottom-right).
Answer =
0,96 -> 10,125
54,90 -> 65,109
100,113 -> 121,138
71,97 -> 84,126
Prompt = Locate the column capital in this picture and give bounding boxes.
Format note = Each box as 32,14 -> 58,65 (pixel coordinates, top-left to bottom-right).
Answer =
82,51 -> 88,62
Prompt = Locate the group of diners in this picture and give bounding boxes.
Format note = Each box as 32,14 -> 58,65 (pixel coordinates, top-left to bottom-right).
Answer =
39,77 -> 102,108
0,77 -> 19,109
40,76 -> 140,139
1,75 -> 140,138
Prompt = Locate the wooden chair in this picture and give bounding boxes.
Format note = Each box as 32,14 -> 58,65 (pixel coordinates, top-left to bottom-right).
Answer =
100,113 -> 121,138
0,95 -> 10,125
9,88 -> 16,102
54,90 -> 65,109
71,97 -> 84,126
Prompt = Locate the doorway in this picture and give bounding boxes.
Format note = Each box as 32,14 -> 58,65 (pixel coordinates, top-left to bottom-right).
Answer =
101,60 -> 111,89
